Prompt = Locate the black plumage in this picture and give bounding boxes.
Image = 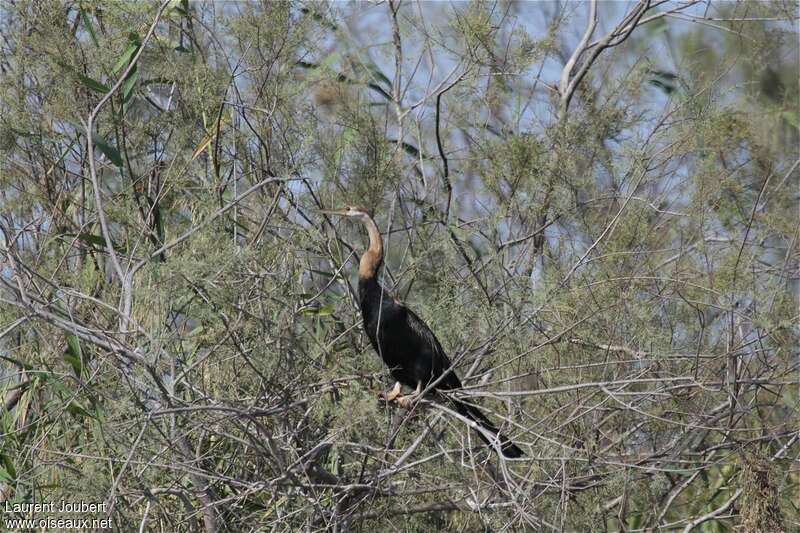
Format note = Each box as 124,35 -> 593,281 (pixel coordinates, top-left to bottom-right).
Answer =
323,205 -> 523,458
359,276 -> 523,458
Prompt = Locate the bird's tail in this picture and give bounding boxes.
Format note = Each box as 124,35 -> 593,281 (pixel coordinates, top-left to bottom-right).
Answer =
452,399 -> 524,458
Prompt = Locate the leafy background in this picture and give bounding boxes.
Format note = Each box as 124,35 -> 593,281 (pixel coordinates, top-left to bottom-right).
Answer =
0,1 -> 797,531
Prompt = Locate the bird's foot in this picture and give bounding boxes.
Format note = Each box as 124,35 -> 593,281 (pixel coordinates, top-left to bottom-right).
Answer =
396,393 -> 420,409
378,382 -> 402,402
396,383 -> 423,409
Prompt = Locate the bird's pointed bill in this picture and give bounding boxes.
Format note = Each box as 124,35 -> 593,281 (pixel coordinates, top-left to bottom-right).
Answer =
319,208 -> 349,216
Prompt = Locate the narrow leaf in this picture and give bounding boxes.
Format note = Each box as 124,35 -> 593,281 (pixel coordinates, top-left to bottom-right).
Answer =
154,206 -> 165,242
781,110 -> 799,129
91,134 -> 123,167
0,353 -> 35,371
64,334 -> 83,377
113,40 -> 141,74
1,454 -> 16,481
301,304 -> 335,317
360,61 -> 392,89
57,60 -> 109,93
66,401 -> 90,419
191,116 -> 229,161
66,335 -> 82,358
77,73 -> 110,94
80,8 -> 100,48
62,232 -> 123,253
389,139 -> 427,159
648,78 -> 676,95
121,64 -> 139,104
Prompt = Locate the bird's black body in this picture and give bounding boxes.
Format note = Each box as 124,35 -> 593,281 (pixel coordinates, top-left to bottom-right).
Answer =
358,277 -> 458,390
322,204 -> 523,458
358,276 -> 523,458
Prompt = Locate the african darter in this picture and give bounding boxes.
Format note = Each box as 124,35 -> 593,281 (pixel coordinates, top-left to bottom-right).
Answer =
322,205 -> 523,458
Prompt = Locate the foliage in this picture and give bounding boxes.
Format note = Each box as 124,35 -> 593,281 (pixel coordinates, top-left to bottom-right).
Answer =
0,1 -> 797,531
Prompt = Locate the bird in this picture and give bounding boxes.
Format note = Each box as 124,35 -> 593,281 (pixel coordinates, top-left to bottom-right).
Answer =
321,205 -> 523,458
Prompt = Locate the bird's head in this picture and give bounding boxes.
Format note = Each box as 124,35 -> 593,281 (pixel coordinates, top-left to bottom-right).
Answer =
320,205 -> 372,221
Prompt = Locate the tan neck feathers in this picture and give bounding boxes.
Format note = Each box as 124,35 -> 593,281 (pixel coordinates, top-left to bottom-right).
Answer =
358,215 -> 383,279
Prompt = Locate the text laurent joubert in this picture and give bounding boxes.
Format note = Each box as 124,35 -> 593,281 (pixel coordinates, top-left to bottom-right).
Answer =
4,501 -> 108,513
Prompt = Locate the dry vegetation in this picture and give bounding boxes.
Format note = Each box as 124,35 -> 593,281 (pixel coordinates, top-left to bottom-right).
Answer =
0,1 -> 798,531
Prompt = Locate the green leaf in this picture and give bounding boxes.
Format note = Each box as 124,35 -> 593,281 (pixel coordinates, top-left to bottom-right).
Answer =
66,400 -> 91,419
64,334 -> 83,377
80,7 -> 100,48
358,61 -> 392,89
649,78 -> 676,94
61,232 -> 123,253
67,335 -> 82,360
91,134 -> 123,167
64,232 -> 105,247
647,69 -> 678,94
0,467 -> 14,484
154,205 -> 165,242
650,69 -> 677,81
301,304 -> 335,317
77,73 -> 110,94
191,115 -> 230,161
57,61 -> 109,93
627,513 -> 642,529
388,139 -> 426,159
781,110 -> 799,129
113,35 -> 141,74
121,64 -> 139,104
1,453 -> 17,481
0,353 -> 36,371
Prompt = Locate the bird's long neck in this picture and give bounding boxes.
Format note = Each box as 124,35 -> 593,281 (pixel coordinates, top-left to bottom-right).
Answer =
358,215 -> 383,280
